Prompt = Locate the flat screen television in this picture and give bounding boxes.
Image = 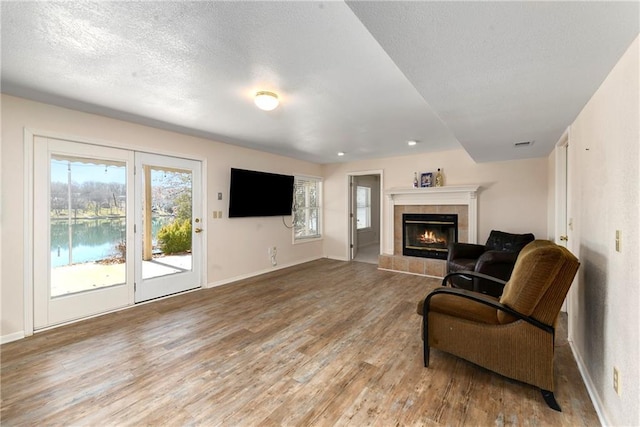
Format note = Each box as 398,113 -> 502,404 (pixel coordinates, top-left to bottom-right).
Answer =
228,168 -> 294,218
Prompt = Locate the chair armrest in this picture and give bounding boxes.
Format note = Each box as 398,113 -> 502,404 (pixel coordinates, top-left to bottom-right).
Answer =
442,270 -> 507,288
423,287 -> 553,334
448,243 -> 486,260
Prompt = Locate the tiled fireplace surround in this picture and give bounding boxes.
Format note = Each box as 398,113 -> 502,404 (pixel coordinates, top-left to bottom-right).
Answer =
378,186 -> 479,278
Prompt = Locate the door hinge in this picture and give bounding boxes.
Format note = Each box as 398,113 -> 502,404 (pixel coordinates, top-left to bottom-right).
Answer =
134,282 -> 136,291
134,224 -> 136,233
350,244 -> 354,248
350,213 -> 354,218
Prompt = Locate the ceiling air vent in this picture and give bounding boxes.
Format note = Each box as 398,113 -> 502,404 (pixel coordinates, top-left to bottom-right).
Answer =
514,141 -> 533,147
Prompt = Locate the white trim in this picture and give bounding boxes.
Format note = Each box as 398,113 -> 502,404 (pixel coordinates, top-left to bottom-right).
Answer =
570,340 -> 609,426
384,185 -> 480,254
23,128 -> 35,337
21,128 -> 207,164
206,256 -> 323,288
1,331 -> 26,344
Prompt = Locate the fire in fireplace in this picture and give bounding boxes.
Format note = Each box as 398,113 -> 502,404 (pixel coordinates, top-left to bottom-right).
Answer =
402,213 -> 458,259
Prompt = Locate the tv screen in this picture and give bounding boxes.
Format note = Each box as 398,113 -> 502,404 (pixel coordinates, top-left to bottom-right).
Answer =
228,168 -> 294,218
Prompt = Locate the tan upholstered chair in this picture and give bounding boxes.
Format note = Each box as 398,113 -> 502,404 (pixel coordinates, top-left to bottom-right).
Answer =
418,240 -> 579,411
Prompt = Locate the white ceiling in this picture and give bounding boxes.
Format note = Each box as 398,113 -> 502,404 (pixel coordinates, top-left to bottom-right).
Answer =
1,1 -> 638,164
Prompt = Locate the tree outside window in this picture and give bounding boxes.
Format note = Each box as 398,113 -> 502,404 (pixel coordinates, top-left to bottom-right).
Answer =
294,176 -> 322,241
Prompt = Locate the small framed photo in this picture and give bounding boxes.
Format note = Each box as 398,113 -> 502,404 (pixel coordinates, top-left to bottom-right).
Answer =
420,172 -> 433,187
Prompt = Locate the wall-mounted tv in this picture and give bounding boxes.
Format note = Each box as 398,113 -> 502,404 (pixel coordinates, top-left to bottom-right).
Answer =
228,168 -> 294,218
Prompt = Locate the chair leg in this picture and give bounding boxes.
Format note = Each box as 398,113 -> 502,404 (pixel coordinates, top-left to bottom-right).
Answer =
423,341 -> 430,367
541,389 -> 561,412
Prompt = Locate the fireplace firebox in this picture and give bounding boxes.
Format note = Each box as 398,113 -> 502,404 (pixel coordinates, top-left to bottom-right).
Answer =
402,213 -> 458,259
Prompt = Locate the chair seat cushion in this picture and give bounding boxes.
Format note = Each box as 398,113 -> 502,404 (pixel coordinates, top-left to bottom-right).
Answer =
417,293 -> 500,325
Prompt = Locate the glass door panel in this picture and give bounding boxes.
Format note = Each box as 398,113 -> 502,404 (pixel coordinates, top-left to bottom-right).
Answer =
34,138 -> 134,329
134,153 -> 202,303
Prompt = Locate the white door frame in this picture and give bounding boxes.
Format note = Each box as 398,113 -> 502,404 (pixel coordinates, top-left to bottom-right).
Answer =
555,127 -> 572,313
23,129 -> 207,335
346,170 -> 384,261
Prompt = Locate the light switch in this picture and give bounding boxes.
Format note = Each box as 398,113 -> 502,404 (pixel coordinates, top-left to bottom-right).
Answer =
213,211 -> 218,219
218,192 -> 223,200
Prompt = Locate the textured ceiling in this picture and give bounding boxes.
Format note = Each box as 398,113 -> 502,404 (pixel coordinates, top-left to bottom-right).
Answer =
1,1 -> 638,164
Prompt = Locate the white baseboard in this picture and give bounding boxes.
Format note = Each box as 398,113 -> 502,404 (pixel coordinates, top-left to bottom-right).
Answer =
569,340 -> 609,426
326,255 -> 349,262
207,256 -> 324,288
1,331 -> 25,344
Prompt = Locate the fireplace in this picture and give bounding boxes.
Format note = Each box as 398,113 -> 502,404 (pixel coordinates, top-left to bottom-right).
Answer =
402,213 -> 458,259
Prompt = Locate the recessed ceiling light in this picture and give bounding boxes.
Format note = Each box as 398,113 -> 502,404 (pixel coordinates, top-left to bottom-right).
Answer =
254,91 -> 279,111
337,152 -> 345,156
408,140 -> 418,146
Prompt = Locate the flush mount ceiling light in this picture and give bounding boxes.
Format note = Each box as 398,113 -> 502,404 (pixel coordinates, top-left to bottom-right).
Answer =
337,152 -> 345,156
254,91 -> 279,111
408,140 -> 418,146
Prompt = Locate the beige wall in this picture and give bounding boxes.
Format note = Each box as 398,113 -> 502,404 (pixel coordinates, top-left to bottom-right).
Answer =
1,95 -> 324,338
322,149 -> 549,260
564,36 -> 639,426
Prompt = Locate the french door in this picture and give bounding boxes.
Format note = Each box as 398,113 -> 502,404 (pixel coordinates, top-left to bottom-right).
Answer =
134,153 -> 202,303
33,137 -> 203,329
34,138 -> 135,328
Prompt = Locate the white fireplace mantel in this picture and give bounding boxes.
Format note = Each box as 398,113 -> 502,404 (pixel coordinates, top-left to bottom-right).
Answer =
383,185 -> 480,254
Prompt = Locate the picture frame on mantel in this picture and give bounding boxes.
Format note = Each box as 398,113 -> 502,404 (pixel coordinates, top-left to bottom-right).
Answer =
420,172 -> 433,188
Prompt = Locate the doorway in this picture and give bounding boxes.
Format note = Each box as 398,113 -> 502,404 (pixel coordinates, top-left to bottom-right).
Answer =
32,137 -> 204,329
348,172 -> 383,264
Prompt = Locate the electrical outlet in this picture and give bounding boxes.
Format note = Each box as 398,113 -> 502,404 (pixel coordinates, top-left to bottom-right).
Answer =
613,367 -> 621,395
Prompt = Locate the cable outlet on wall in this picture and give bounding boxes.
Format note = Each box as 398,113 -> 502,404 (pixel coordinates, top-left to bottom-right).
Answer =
268,246 -> 277,266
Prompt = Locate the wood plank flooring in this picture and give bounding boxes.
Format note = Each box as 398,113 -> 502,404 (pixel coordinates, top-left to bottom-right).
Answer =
1,259 -> 599,426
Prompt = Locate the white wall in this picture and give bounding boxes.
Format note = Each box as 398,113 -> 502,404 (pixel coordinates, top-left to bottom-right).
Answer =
0,95 -> 324,339
564,36 -> 639,427
322,149 -> 549,260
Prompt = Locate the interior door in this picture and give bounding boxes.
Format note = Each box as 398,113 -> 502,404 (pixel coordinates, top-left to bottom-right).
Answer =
134,153 -> 203,302
33,137 -> 134,329
556,142 -> 569,248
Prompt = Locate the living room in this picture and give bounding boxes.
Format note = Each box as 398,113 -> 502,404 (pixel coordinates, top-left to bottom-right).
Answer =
1,2 -> 638,426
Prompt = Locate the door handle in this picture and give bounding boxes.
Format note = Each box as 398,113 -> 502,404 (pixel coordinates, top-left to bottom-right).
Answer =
195,227 -> 203,233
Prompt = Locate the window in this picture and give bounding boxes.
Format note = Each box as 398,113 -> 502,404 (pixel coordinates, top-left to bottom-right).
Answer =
356,186 -> 371,229
293,176 -> 322,241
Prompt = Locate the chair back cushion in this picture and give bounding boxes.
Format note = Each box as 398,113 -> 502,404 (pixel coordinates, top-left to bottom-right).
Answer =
497,240 -> 579,325
485,230 -> 535,252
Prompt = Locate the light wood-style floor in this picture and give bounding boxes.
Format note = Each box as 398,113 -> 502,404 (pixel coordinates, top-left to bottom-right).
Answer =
1,259 -> 599,426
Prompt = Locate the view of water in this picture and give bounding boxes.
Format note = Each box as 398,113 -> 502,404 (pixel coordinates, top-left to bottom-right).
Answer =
51,216 -> 172,267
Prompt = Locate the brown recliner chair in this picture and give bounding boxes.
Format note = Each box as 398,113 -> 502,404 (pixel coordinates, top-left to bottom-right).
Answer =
447,230 -> 535,297
418,240 -> 579,411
